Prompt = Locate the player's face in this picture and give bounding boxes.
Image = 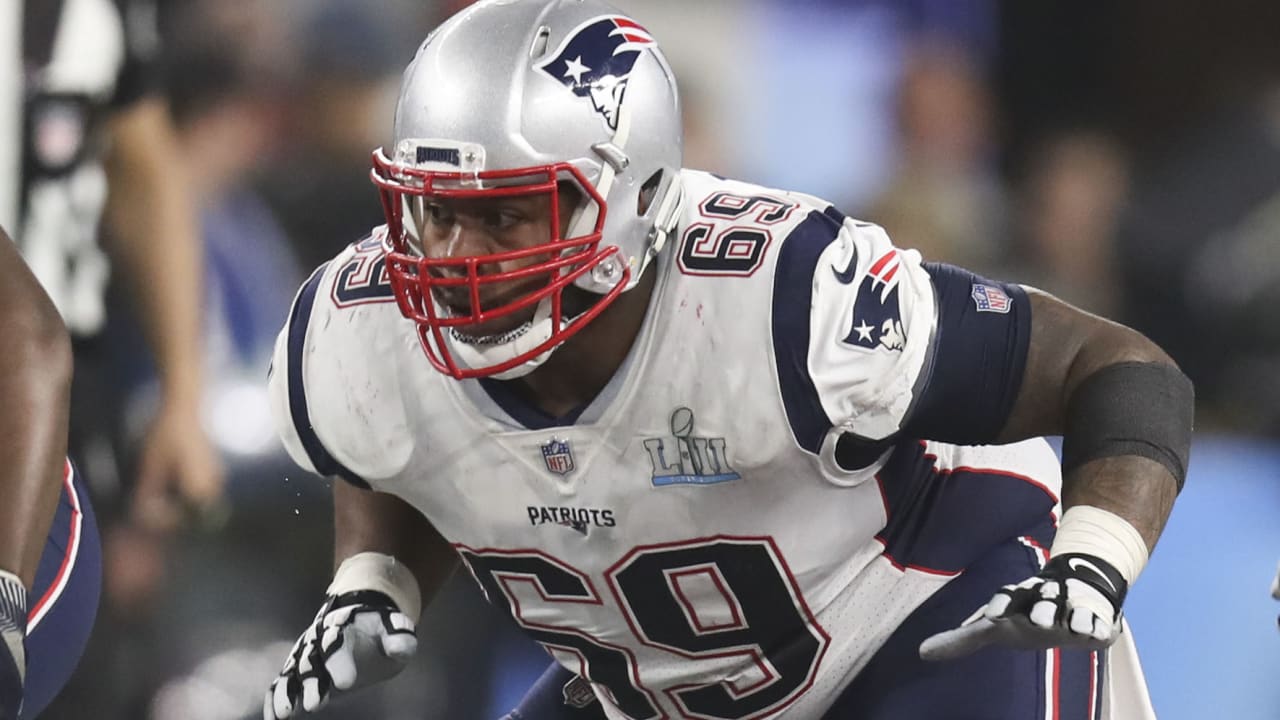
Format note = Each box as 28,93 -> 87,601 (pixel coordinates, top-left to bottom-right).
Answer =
412,186 -> 580,336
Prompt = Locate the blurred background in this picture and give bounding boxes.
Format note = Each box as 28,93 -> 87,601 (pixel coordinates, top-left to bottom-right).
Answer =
9,0 -> 1279,718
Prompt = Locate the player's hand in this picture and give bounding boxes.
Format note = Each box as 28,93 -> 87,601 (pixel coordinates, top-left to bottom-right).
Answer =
0,571 -> 27,720
919,553 -> 1128,661
132,399 -> 225,532
264,589 -> 417,718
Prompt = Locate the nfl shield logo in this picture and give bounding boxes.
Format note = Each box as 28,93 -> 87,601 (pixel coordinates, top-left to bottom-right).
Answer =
971,283 -> 1011,314
541,438 -> 575,475
562,675 -> 596,708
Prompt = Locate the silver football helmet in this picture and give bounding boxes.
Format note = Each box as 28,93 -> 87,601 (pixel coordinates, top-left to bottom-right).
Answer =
372,0 -> 684,380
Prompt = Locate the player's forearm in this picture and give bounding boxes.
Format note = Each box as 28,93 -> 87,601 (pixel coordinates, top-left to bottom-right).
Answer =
1055,333 -> 1191,554
0,233 -> 73,587
103,98 -> 205,408
1060,456 -> 1178,553
333,480 -> 459,614
1001,291 -> 1192,553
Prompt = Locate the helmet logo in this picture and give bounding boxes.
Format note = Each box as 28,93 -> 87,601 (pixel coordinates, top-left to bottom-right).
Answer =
538,16 -> 655,132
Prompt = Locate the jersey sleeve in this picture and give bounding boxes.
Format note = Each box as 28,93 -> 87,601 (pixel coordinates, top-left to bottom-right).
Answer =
899,263 -> 1030,445
798,216 -> 938,442
267,239 -> 413,488
771,211 -> 1030,455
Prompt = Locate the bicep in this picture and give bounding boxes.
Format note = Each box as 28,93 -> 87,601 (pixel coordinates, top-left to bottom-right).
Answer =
782,220 -> 1029,450
996,288 -> 1174,443
898,263 -> 1031,444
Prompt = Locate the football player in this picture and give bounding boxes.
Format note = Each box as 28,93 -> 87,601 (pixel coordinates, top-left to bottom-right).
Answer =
0,227 -> 101,719
264,1 -> 1191,718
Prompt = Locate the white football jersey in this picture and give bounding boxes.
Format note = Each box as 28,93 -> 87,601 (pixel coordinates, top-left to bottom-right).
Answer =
269,170 -> 1065,719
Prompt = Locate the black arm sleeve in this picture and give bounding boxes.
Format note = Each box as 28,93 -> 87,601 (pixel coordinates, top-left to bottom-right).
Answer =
899,263 -> 1032,444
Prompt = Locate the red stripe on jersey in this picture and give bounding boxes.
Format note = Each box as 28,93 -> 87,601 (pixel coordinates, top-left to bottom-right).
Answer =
871,536 -> 963,578
947,465 -> 1059,505
918,441 -> 1061,506
1024,535 -> 1049,558
1088,651 -> 1098,720
1051,648 -> 1063,720
881,262 -> 900,284
28,460 -> 81,629
868,250 -> 896,276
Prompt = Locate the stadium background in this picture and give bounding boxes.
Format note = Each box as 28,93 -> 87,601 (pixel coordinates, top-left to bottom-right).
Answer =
35,0 -> 1280,718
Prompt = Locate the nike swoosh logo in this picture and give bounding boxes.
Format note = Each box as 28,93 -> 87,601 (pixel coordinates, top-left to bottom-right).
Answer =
1067,557 -> 1117,596
832,251 -> 858,284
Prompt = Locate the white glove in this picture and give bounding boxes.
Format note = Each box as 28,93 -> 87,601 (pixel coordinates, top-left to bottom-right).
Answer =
920,553 -> 1128,661
264,589 -> 417,718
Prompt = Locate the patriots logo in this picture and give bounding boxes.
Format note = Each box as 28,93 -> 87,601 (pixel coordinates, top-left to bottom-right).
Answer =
836,250 -> 905,352
558,517 -> 590,536
538,15 -> 656,131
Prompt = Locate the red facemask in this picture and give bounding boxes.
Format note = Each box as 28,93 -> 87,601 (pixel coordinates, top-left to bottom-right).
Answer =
371,150 -> 630,379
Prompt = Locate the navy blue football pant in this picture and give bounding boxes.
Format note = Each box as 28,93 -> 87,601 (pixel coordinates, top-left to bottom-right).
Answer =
21,463 -> 101,719
502,522 -> 1104,720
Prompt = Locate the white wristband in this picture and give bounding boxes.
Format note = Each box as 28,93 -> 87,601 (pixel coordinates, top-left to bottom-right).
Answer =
1049,505 -> 1150,587
327,552 -> 423,620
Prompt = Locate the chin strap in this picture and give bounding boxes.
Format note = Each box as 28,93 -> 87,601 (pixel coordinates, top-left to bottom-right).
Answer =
441,295 -> 589,380
647,173 -> 684,257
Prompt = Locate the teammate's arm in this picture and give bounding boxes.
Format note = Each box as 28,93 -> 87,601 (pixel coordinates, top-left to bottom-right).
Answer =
921,288 -> 1192,660
0,226 -> 73,718
103,96 -> 223,530
264,482 -> 459,718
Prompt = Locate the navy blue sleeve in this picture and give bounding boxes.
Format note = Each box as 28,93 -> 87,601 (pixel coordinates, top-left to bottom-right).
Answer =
770,208 -> 847,455
285,263 -> 371,489
900,263 -> 1031,444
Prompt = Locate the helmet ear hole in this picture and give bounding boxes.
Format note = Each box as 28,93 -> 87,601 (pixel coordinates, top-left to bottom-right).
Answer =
530,25 -> 551,59
638,170 -> 663,217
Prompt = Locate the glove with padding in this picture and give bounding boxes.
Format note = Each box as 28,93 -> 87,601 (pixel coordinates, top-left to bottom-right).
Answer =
920,552 -> 1128,662
264,589 -> 417,719
0,571 -> 26,720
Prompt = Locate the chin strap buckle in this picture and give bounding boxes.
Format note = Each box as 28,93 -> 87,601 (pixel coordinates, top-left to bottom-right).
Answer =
648,174 -> 684,256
